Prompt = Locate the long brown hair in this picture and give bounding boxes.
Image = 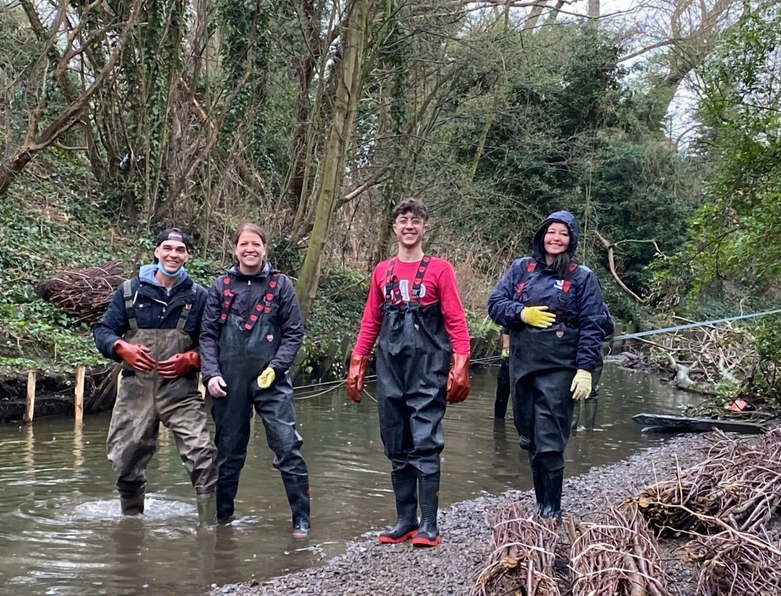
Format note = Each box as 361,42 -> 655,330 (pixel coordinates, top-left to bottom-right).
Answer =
232,223 -> 267,246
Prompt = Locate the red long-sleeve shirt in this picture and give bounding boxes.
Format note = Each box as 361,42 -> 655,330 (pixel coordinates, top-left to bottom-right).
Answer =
353,256 -> 471,356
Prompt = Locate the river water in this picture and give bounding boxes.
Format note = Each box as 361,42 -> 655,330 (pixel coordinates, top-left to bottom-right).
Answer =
0,364 -> 698,596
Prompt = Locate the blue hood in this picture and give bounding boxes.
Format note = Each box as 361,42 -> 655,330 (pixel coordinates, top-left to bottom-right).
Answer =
139,263 -> 190,287
532,210 -> 579,258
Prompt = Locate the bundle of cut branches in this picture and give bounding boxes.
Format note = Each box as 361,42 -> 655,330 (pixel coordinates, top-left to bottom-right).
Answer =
471,502 -> 560,596
634,429 -> 781,537
36,261 -> 126,324
683,521 -> 781,596
566,499 -> 673,596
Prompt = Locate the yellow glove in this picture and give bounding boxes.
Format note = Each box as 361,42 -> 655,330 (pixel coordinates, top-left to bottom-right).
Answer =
257,367 -> 276,389
520,306 -> 556,329
501,347 -> 510,360
570,369 -> 592,401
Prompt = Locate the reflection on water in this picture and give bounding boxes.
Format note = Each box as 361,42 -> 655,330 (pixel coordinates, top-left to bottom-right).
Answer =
0,364 -> 698,596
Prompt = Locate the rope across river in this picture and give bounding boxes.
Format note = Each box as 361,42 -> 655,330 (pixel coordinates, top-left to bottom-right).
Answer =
292,309 -> 781,400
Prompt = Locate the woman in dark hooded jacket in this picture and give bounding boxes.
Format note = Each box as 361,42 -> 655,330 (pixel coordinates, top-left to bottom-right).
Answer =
487,211 -> 611,518
199,223 -> 309,536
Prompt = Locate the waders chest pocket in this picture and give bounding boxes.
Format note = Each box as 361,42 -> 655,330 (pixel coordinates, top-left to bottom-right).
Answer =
120,369 -> 136,378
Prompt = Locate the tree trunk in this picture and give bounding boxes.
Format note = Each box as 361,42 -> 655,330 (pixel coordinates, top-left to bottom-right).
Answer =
287,0 -> 322,213
0,149 -> 34,196
588,0 -> 599,20
295,0 -> 368,324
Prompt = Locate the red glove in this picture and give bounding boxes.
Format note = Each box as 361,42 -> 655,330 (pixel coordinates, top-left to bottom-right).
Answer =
446,354 -> 470,404
346,354 -> 368,403
114,339 -> 156,372
158,351 -> 200,379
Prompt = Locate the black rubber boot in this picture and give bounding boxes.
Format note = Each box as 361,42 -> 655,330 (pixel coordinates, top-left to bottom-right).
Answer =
412,473 -> 440,547
379,468 -> 419,544
283,476 -> 310,538
120,493 -> 145,516
531,467 -> 544,514
540,469 -> 563,519
584,398 -> 599,430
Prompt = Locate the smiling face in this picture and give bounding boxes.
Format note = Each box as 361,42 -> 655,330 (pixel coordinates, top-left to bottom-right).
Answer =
543,222 -> 570,257
235,230 -> 267,270
154,240 -> 189,274
392,210 -> 428,249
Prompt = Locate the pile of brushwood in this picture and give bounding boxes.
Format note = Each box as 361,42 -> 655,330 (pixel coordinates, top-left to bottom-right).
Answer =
471,501 -> 672,596
566,500 -> 672,596
635,428 -> 781,595
36,261 -> 126,324
472,429 -> 781,596
471,502 -> 561,596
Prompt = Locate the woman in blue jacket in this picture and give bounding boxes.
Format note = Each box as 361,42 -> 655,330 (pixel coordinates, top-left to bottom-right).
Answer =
487,211 -> 610,518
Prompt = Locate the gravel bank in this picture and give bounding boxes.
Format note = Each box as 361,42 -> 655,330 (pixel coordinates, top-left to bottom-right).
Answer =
207,434 -> 712,596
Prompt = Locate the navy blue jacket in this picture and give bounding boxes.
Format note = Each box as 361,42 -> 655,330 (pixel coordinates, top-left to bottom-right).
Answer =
199,262 -> 304,382
93,265 -> 208,361
487,211 -> 608,372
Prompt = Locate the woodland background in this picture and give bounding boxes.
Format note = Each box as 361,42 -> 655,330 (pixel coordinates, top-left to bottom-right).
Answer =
0,0 -> 779,400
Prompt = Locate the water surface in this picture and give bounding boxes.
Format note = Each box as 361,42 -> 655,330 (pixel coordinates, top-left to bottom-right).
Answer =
0,364 -> 698,596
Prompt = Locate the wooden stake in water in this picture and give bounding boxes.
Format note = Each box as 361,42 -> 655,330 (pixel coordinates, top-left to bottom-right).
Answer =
74,366 -> 85,422
23,371 -> 36,424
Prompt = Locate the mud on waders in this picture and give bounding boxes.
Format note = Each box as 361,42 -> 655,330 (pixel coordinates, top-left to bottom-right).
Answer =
375,256 -> 450,547
212,271 -> 310,536
107,280 -> 218,524
510,260 -> 578,518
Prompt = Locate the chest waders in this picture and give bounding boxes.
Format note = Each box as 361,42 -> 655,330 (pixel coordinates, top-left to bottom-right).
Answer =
375,256 -> 450,547
495,359 -> 510,419
211,273 -> 309,536
509,261 -> 579,518
106,281 -> 218,523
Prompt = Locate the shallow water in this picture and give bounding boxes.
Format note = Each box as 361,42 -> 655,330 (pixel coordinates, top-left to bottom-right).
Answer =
0,364 -> 699,596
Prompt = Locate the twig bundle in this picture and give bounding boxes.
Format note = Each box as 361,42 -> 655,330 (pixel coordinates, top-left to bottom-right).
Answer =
635,429 -> 781,536
683,523 -> 781,596
566,499 -> 673,596
471,502 -> 560,596
36,261 -> 126,324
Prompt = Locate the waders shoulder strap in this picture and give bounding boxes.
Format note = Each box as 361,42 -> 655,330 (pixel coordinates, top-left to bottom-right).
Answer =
176,302 -> 193,331
383,258 -> 402,305
515,260 -> 537,300
123,279 -> 138,331
244,271 -> 281,331
409,255 -> 432,303
515,260 -> 578,300
219,275 -> 235,325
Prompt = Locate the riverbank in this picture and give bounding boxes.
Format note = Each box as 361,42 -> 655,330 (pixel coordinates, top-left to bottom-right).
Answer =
207,433 -> 712,596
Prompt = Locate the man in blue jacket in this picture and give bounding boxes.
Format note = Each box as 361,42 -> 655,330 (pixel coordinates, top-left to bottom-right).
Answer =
93,229 -> 218,526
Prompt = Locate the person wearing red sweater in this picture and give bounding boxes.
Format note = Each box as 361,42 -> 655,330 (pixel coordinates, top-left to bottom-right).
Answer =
346,198 -> 471,548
